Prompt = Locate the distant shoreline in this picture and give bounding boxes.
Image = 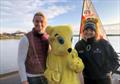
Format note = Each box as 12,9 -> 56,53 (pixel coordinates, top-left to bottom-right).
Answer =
0,35 -> 22,40
0,31 -> 26,40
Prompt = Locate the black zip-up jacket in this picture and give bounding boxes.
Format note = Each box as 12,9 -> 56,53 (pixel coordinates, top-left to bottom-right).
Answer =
75,39 -> 119,79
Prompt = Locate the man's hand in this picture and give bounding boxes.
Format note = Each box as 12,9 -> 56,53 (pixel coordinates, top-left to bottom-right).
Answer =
22,80 -> 29,84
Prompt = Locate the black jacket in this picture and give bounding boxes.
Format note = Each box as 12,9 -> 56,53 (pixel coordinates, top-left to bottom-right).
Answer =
75,39 -> 119,79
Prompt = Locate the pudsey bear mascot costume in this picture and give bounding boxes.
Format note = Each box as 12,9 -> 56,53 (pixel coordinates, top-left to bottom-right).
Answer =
44,25 -> 84,84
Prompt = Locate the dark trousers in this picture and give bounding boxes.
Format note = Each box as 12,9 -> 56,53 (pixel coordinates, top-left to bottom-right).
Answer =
84,77 -> 112,84
28,76 -> 48,84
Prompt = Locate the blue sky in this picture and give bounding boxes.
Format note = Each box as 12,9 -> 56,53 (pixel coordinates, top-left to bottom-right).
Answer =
0,0 -> 120,33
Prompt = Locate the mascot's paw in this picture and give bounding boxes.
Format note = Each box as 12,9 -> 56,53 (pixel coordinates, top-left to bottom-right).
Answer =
52,71 -> 61,82
68,49 -> 84,73
44,69 -> 52,82
44,69 -> 61,83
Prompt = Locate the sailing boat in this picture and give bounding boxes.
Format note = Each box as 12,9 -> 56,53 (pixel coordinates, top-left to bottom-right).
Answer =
79,0 -> 108,40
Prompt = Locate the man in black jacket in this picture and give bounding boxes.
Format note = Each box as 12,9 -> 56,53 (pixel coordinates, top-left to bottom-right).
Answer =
75,18 -> 119,84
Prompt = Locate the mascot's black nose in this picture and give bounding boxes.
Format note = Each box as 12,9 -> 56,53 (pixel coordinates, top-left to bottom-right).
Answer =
68,48 -> 72,53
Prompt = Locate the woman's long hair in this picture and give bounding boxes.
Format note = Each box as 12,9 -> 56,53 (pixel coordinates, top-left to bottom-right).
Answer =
80,17 -> 104,40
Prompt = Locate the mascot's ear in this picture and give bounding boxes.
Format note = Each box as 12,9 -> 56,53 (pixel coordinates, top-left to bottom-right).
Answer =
46,26 -> 53,35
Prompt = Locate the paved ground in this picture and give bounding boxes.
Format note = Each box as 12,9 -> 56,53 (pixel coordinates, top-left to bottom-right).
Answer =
0,73 -> 119,84
0,73 -> 21,84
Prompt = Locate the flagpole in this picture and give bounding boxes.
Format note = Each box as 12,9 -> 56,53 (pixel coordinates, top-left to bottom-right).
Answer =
79,0 -> 85,40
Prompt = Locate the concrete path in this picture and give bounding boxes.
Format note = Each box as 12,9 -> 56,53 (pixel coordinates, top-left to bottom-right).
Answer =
0,72 -> 119,84
0,73 -> 21,84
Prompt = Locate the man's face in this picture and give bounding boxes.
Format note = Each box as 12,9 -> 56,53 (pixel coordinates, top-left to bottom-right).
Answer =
33,15 -> 44,32
83,28 -> 96,39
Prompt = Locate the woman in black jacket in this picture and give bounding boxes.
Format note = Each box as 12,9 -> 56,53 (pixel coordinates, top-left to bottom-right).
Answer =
75,18 -> 119,84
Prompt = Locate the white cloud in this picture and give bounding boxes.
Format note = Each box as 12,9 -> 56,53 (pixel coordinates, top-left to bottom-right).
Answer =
0,0 -> 75,33
0,0 -> 74,19
42,5 -> 75,19
0,0 -> 75,30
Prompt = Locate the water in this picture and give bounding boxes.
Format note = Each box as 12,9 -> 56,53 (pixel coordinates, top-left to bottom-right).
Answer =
0,36 -> 120,74
0,40 -> 20,74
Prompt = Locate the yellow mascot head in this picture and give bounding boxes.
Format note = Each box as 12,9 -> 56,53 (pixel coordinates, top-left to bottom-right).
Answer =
46,25 -> 73,56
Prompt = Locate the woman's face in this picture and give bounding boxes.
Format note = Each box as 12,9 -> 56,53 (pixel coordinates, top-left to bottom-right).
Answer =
83,28 -> 96,40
